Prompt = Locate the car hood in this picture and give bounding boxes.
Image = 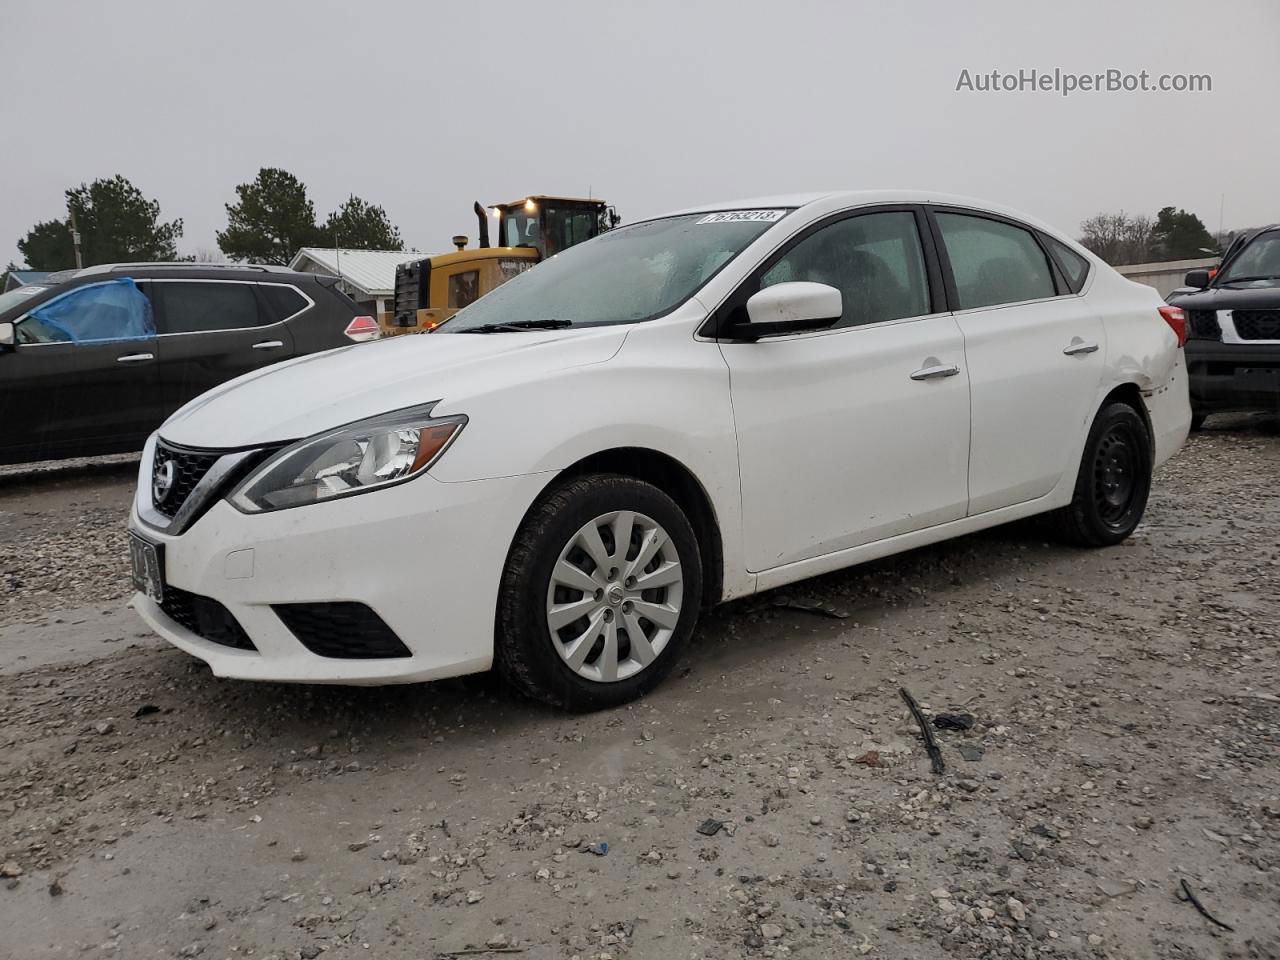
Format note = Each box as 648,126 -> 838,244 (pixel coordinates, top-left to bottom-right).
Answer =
158,328 -> 627,449
1173,284 -> 1280,311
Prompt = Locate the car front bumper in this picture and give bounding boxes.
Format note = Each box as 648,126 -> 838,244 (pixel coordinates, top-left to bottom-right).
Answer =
129,470 -> 551,685
1186,339 -> 1280,413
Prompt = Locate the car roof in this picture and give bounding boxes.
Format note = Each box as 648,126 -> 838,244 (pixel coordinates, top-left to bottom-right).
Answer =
47,262 -> 321,284
647,190 -> 1066,235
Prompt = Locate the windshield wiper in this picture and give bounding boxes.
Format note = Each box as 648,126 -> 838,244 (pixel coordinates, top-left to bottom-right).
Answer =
455,318 -> 574,334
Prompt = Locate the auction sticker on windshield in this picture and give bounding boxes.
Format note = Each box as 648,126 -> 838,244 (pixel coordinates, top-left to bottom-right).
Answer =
696,210 -> 787,224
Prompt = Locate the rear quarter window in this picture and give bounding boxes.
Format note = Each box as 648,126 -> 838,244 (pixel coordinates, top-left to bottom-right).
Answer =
260,283 -> 310,321
1043,235 -> 1091,293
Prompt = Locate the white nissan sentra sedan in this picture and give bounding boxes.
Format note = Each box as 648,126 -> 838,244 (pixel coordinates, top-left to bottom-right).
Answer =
128,191 -> 1190,708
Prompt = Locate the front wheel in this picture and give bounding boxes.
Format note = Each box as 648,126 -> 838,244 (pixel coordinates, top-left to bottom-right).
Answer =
1053,402 -> 1153,547
495,474 -> 703,710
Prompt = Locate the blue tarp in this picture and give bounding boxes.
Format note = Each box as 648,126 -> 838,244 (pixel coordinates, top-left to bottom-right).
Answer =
25,278 -> 155,344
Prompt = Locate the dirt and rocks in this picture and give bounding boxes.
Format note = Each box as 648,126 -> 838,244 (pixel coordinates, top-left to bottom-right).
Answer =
1,420 -> 1278,960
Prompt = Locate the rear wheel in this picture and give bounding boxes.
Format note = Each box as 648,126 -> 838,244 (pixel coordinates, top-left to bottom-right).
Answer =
496,474 -> 702,710
1054,402 -> 1153,547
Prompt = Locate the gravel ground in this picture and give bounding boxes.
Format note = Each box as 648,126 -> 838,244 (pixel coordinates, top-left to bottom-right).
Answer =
0,455 -> 137,623
1,420 -> 1278,960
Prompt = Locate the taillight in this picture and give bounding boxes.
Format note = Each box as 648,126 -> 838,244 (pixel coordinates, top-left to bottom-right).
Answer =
1158,305 -> 1187,348
344,316 -> 379,342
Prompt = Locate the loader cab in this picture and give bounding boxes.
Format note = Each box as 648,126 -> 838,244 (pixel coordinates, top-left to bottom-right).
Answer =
492,196 -> 616,259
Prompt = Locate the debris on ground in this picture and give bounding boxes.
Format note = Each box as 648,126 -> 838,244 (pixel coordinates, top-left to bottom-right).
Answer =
931,712 -> 975,731
1179,879 -> 1236,932
772,597 -> 851,619
899,687 -> 945,774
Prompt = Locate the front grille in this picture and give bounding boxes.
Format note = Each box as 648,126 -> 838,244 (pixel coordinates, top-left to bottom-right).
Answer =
273,602 -> 411,659
152,440 -> 221,518
1233,310 -> 1280,340
1187,309 -> 1222,340
161,587 -> 256,651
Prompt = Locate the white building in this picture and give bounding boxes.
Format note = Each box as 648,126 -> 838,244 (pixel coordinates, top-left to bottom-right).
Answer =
288,248 -> 425,318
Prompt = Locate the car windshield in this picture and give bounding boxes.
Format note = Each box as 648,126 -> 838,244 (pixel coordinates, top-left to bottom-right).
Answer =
0,284 -> 48,316
443,211 -> 790,331
1218,230 -> 1280,286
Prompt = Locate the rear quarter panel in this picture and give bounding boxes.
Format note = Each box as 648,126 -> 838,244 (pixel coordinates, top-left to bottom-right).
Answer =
1087,265 -> 1190,467
292,282 -> 359,352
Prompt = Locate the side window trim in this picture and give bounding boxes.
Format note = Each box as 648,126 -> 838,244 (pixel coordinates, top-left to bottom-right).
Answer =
704,204 -> 945,340
924,205 -> 1069,313
147,278 -> 304,335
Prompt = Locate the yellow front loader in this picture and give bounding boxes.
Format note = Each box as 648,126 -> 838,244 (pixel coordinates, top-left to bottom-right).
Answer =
381,196 -> 618,337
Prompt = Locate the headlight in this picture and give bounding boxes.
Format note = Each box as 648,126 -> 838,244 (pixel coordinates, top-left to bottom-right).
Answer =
229,404 -> 465,513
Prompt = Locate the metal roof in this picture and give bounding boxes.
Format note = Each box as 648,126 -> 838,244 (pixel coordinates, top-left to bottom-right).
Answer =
289,248 -> 426,297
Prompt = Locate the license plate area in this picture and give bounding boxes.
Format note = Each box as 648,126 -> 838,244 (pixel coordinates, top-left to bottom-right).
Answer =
129,532 -> 165,603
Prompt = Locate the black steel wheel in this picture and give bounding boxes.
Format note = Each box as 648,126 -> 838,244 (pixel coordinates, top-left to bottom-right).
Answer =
1092,422 -> 1141,529
1054,402 -> 1153,547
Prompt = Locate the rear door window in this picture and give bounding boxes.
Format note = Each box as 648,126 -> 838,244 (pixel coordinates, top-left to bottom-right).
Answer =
935,213 -> 1057,310
154,281 -> 266,334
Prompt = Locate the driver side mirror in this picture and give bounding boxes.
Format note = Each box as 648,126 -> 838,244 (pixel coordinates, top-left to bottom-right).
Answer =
0,321 -> 14,351
735,282 -> 842,339
1184,269 -> 1212,289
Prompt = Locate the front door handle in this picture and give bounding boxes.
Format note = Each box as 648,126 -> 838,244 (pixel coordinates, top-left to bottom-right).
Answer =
910,362 -> 960,381
116,353 -> 154,363
1063,339 -> 1099,356
252,340 -> 284,350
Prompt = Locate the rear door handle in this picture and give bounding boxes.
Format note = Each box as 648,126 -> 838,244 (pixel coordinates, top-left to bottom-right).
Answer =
1063,340 -> 1099,356
116,353 -> 154,363
910,362 -> 960,381
252,340 -> 284,350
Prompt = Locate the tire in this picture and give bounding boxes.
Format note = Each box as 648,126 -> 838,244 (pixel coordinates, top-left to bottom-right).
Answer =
495,473 -> 703,710
1053,402 -> 1153,547
1190,412 -> 1207,431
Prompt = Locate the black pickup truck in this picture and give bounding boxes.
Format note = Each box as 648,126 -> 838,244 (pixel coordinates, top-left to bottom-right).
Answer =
1174,225 -> 1280,428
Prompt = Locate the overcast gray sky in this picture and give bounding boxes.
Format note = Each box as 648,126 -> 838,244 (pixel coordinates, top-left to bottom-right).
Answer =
3,0 -> 1277,265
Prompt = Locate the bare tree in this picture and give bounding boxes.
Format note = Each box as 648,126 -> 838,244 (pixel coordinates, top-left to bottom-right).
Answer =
1080,212 -> 1129,264
1122,215 -> 1156,264
1080,211 -> 1159,265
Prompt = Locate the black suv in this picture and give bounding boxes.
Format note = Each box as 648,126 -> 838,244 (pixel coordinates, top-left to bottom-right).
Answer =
1176,225 -> 1280,428
0,262 -> 374,465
